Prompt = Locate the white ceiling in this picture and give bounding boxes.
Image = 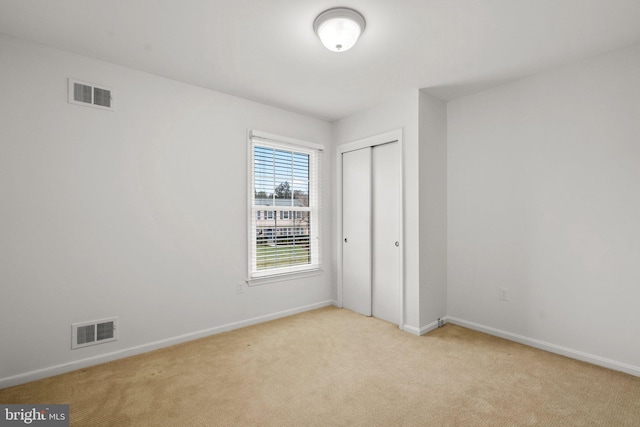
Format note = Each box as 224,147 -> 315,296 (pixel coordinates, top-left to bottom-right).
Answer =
2,0 -> 640,121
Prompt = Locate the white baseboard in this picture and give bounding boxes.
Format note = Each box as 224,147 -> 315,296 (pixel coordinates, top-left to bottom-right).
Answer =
0,300 -> 338,389
403,319 -> 442,336
403,325 -> 421,336
447,317 -> 640,377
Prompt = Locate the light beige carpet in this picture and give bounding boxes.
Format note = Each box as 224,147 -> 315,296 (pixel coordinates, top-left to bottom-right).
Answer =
1,306 -> 639,426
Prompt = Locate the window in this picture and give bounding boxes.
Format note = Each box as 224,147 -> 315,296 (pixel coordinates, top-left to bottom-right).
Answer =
280,211 -> 291,220
248,130 -> 322,280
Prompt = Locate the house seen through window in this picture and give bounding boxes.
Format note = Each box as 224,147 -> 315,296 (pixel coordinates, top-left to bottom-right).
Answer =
248,132 -> 322,280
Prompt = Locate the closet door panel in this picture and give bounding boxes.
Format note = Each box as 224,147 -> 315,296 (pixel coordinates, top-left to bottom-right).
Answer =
342,148 -> 372,317
372,142 -> 400,324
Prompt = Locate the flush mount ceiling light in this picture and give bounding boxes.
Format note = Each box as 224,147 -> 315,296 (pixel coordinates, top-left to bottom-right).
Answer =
313,7 -> 366,52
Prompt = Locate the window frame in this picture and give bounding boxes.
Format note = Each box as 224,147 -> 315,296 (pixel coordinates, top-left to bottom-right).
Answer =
247,130 -> 323,284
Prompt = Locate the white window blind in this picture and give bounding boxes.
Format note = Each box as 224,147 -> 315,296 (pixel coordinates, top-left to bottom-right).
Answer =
248,130 -> 322,281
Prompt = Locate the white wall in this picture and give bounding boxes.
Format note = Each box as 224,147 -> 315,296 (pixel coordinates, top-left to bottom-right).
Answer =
418,92 -> 447,328
0,35 -> 334,387
332,91 -> 421,330
447,44 -> 640,373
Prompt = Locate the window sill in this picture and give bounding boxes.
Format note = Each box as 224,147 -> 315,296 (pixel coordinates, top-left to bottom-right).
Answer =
247,268 -> 323,286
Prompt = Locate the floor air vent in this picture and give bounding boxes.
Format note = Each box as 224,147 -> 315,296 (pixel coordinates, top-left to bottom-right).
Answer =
68,78 -> 114,111
72,317 -> 118,349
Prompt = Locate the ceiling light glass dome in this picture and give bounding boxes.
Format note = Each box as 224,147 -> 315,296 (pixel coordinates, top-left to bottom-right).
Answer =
313,8 -> 366,52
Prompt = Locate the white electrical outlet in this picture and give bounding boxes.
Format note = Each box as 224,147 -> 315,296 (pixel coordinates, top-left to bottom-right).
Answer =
236,282 -> 244,294
499,287 -> 509,301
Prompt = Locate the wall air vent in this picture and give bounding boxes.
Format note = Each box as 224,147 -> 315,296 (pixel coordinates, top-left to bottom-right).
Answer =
71,317 -> 118,349
68,78 -> 115,111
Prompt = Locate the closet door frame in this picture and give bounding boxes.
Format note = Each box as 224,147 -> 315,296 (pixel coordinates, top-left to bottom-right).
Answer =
336,129 -> 404,330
